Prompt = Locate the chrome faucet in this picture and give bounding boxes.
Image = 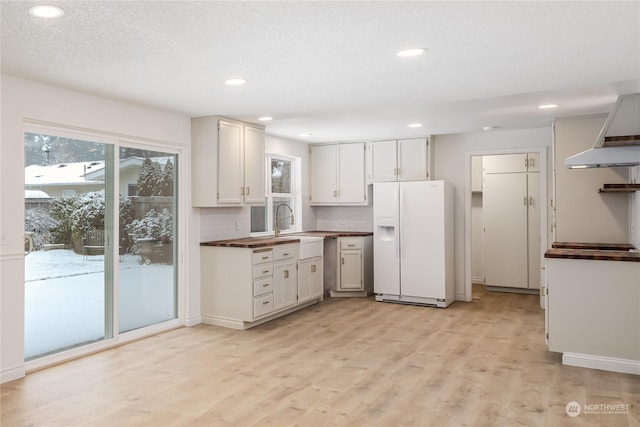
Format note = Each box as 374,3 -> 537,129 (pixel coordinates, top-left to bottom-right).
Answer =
274,203 -> 295,237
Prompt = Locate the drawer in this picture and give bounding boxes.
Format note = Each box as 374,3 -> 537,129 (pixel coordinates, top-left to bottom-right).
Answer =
253,277 -> 274,296
340,238 -> 361,250
274,245 -> 298,261
253,264 -> 274,278
253,294 -> 274,318
252,249 -> 273,264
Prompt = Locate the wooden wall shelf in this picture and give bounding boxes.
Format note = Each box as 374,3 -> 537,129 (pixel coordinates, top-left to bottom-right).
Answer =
599,183 -> 640,193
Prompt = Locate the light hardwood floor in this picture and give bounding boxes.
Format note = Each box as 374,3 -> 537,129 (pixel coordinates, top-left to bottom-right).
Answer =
2,285 -> 639,426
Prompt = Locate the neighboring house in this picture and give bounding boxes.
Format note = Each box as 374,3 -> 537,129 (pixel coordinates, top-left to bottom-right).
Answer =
24,157 -> 171,198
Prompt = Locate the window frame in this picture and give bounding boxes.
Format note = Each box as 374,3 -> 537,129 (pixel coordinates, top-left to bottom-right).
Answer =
251,153 -> 301,236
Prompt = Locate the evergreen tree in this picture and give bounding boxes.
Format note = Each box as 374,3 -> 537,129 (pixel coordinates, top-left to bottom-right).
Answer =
160,159 -> 174,196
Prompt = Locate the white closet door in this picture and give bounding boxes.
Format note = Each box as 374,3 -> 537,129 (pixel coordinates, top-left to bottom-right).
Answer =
483,173 -> 528,288
527,172 -> 541,289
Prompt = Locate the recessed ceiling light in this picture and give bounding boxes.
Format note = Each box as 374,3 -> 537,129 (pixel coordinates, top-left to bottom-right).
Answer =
408,123 -> 423,128
538,104 -> 558,109
29,5 -> 64,18
483,126 -> 502,131
299,133 -> 312,137
258,116 -> 273,122
397,48 -> 427,57
225,78 -> 247,86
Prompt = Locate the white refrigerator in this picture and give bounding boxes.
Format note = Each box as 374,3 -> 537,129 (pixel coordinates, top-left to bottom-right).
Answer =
373,180 -> 454,307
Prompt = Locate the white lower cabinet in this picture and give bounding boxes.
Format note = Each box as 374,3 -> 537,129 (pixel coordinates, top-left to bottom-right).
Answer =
330,236 -> 373,297
201,243 -> 322,330
297,256 -> 324,304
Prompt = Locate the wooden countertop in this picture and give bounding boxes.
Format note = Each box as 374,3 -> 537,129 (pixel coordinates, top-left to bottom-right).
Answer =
200,231 -> 373,248
545,242 -> 640,262
288,231 -> 373,238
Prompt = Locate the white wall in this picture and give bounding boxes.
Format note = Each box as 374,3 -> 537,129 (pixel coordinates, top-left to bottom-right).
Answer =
554,115 -> 630,243
432,128 -> 552,301
0,75 -> 192,382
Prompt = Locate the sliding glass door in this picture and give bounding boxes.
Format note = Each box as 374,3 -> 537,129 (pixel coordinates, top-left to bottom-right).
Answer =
24,132 -> 178,360
118,148 -> 177,333
24,133 -> 112,359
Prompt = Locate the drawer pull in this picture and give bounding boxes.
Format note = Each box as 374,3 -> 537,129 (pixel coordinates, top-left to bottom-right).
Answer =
262,283 -> 269,287
262,270 -> 270,274
263,301 -> 270,305
283,253 -> 290,256
262,256 -> 269,260
347,244 -> 355,247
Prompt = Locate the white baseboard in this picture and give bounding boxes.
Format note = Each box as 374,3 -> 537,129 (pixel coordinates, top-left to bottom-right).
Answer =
184,315 -> 202,327
1,364 -> 25,384
562,352 -> 640,375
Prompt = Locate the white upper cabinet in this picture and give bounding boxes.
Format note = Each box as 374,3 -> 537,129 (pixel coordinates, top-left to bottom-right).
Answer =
370,138 -> 429,182
310,142 -> 366,205
191,116 -> 265,207
483,152 -> 539,174
243,125 -> 266,204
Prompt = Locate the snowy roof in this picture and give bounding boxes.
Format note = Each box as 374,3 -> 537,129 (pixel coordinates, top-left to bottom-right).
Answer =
25,190 -> 51,199
24,156 -> 171,186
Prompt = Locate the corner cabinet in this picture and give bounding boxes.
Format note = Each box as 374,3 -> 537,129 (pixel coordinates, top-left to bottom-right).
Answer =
192,116 -> 265,207
310,142 -> 367,205
201,243 -> 323,330
370,138 -> 429,182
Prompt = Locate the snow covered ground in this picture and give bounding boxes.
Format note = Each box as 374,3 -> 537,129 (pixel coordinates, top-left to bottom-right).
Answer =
25,249 -> 175,360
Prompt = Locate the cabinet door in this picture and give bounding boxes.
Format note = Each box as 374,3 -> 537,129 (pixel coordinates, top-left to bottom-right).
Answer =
483,173 -> 528,288
398,138 -> 428,181
370,140 -> 397,182
338,143 -> 365,203
218,121 -> 244,204
527,172 -> 540,289
274,260 -> 296,311
243,126 -> 265,204
526,153 -> 540,172
297,259 -> 312,303
310,256 -> 324,298
339,250 -> 363,290
483,153 -> 528,174
310,145 -> 338,204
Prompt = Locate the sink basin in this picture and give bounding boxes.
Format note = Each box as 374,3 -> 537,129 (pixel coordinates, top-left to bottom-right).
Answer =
278,235 -> 324,259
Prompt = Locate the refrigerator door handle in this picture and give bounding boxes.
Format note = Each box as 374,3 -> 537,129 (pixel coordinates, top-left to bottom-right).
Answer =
397,184 -> 402,260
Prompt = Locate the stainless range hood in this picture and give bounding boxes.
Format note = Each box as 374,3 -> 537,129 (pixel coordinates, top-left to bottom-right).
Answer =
564,93 -> 640,168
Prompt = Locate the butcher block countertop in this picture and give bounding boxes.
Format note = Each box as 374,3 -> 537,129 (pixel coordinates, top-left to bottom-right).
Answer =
200,231 -> 373,248
545,242 -> 640,262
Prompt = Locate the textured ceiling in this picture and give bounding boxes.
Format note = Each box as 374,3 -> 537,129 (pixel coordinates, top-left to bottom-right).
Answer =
1,1 -> 639,142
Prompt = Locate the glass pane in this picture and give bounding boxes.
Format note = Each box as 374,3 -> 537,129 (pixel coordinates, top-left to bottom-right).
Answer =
273,197 -> 294,232
24,132 -> 108,360
118,149 -> 177,333
271,159 -> 291,194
